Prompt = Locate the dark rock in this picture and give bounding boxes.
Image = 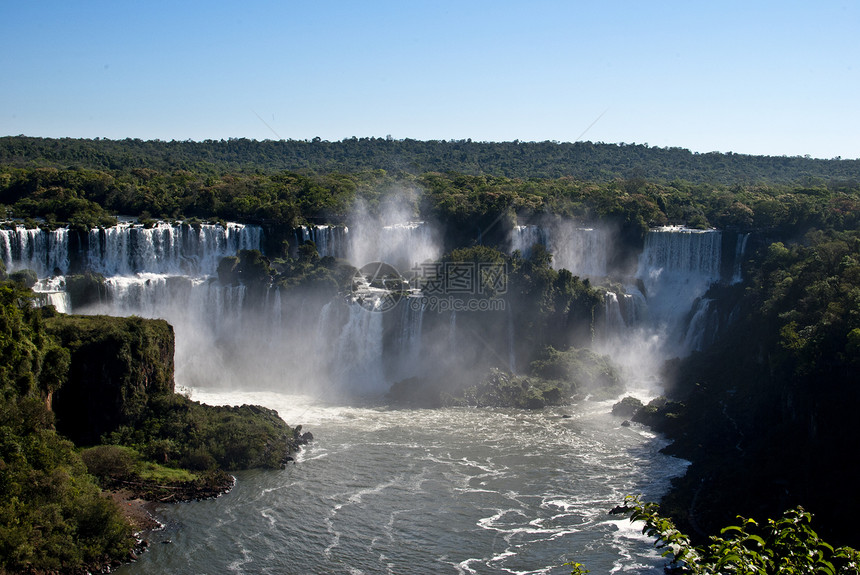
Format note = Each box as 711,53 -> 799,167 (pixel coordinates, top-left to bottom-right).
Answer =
612,396 -> 644,419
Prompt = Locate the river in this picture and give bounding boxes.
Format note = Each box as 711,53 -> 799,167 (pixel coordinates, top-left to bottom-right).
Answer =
116,389 -> 687,575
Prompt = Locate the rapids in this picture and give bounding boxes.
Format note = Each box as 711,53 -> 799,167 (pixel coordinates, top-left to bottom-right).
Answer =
116,391 -> 688,575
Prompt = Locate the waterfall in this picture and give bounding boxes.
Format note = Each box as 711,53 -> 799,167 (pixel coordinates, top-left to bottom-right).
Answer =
732,233 -> 750,284
634,227 -> 722,356
348,221 -> 440,271
510,225 -> 547,259
509,221 -> 610,277
399,298 -> 425,367
87,222 -> 263,277
33,277 -> 71,313
0,226 -> 70,276
1,222 -> 262,279
507,304 -> 516,373
681,298 -> 717,352
448,311 -> 457,353
550,226 -> 610,277
604,292 -> 626,333
331,303 -> 386,393
300,225 -> 348,259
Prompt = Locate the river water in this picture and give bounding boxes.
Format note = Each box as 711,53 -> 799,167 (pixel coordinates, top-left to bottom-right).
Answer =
116,390 -> 687,575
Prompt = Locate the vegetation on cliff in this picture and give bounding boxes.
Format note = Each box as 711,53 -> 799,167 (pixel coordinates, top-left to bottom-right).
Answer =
0,282 -> 307,573
0,282 -> 134,573
446,346 -> 622,410
613,229 -> 860,546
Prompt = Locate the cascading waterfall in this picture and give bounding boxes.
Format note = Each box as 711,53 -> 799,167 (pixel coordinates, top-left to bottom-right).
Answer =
299,225 -> 349,259
636,227 -> 721,325
87,221 -> 263,276
507,304 -> 516,372
294,221 -> 441,272
604,292 -> 626,334
682,298 -> 717,352
32,277 -> 71,313
508,222 -> 610,277
551,226 -> 610,277
348,221 -> 440,272
0,226 -> 70,276
395,297 -> 425,380
330,302 -> 386,394
8,216 -> 717,574
632,227 -> 722,356
510,225 -> 547,259
732,232 -> 750,284
5,218 -> 734,393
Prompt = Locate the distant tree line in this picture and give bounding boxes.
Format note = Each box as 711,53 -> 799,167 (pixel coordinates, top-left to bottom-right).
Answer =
2,135 -> 859,184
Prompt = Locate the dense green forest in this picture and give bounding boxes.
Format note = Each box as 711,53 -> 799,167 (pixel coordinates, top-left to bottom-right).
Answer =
2,156 -> 859,243
2,135 -> 859,183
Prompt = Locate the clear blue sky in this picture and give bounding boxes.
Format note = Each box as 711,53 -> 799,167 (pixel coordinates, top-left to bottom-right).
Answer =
2,1 -> 858,159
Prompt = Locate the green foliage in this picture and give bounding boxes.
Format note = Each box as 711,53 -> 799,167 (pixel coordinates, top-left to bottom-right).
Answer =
651,228 -> 860,544
453,368 -> 567,409
0,281 -> 134,573
8,268 -> 37,288
508,255 -> 604,356
529,346 -> 621,393
3,138 -> 859,233
46,314 -> 175,444
234,249 -> 271,285
4,136 -> 860,185
80,444 -> 137,480
103,393 -> 299,471
613,496 -> 860,574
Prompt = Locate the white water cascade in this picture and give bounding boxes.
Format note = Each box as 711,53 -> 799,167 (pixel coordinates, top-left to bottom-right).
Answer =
296,221 -> 441,272
299,225 -> 349,259
348,221 -> 441,271
509,222 -> 610,277
330,302 -> 386,394
86,221 -> 263,276
633,227 -> 722,356
510,224 -> 548,259
732,232 -> 750,284
1,226 -> 70,276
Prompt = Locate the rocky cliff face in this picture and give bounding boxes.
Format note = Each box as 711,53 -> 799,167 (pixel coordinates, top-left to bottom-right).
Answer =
46,314 -> 175,444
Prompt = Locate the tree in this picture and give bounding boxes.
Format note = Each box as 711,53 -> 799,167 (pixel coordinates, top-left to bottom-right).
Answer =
594,496 -> 860,575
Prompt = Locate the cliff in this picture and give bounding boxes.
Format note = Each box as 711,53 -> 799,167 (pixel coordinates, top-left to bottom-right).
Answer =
46,314 -> 175,445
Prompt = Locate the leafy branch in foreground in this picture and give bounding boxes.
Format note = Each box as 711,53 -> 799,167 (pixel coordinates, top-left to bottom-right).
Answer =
601,496 -> 860,574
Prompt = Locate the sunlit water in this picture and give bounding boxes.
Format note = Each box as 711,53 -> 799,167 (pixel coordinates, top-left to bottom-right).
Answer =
117,390 -> 687,575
